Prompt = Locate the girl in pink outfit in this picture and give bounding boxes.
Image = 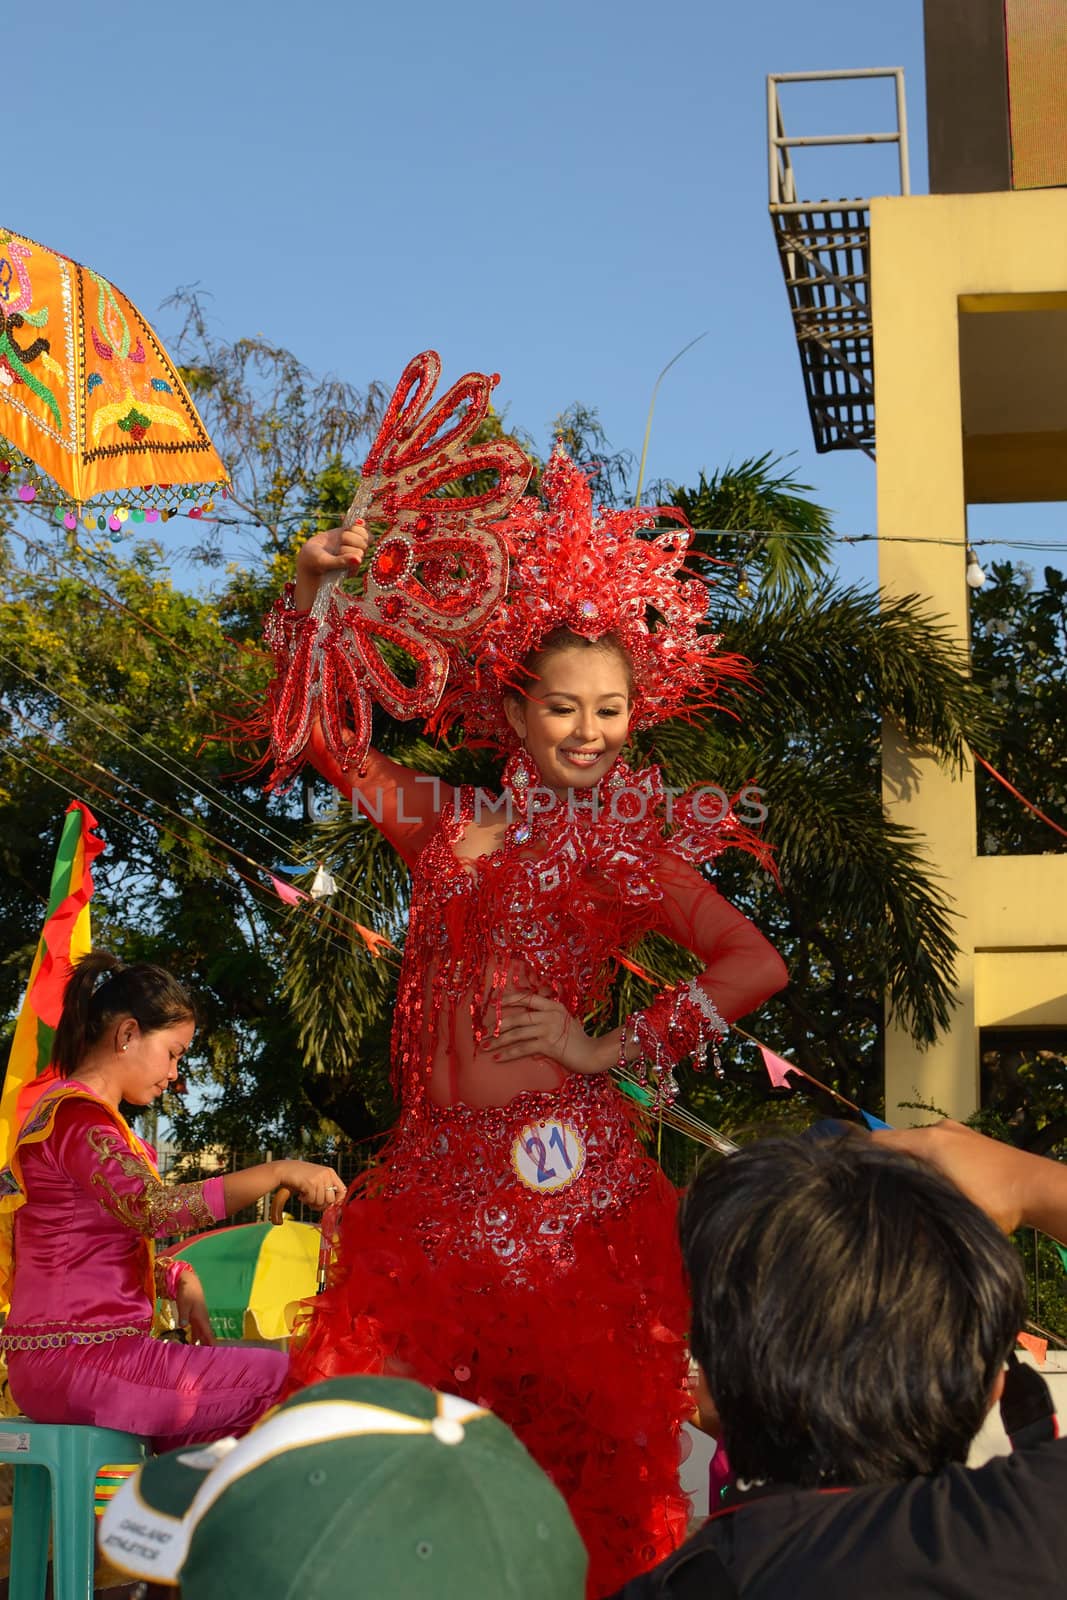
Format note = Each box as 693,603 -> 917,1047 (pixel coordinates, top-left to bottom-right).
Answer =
0,953 -> 343,1452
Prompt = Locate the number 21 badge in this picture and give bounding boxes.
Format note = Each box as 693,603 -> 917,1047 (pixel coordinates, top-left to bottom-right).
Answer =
511,1119 -> 587,1194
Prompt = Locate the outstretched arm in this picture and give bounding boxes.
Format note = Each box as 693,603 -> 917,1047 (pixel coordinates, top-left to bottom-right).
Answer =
51,1104 -> 222,1237
305,725 -> 451,870
279,525 -> 453,866
52,1103 -> 344,1238
873,1120 -> 1067,1243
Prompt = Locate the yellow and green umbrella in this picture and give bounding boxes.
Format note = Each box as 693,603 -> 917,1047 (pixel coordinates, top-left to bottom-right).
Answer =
170,1217 -> 320,1342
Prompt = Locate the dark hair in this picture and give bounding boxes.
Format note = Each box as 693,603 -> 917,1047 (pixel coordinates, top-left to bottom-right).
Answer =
680,1134 -> 1026,1488
51,952 -> 196,1075
516,627 -> 634,698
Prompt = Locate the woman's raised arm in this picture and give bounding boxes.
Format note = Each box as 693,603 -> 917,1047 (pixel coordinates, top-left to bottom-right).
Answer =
306,726 -> 452,869
283,525 -> 453,866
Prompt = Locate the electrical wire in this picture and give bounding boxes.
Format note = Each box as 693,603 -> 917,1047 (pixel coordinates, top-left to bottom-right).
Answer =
3,694 -> 401,970
2,528 -> 414,914
9,502 -> 1067,1152
0,644 -> 390,926
9,489 -> 1067,550
7,716 -> 743,1151
2,731 -> 395,981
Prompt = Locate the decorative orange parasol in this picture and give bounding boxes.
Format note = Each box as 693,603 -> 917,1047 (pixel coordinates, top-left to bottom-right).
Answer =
0,225 -> 228,518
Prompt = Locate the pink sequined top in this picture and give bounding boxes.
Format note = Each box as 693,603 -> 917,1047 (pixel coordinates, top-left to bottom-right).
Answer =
308,729 -> 787,1114
4,1086 -> 225,1346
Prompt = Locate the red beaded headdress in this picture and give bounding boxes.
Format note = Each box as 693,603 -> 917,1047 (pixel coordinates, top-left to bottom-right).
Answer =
430,445 -> 751,751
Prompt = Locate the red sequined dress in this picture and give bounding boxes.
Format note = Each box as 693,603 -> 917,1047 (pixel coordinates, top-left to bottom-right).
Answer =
288,730 -> 786,1598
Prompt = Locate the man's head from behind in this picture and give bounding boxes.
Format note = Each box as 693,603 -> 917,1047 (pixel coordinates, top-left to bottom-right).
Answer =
681,1133 -> 1026,1489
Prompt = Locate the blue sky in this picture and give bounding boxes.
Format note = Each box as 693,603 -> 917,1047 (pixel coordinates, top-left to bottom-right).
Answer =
20,0 -> 946,589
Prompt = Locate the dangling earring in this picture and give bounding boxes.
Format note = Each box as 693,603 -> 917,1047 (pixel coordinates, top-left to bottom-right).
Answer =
502,743 -> 539,799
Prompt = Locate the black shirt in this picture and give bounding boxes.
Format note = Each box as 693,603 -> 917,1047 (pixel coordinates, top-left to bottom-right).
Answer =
607,1440 -> 1067,1598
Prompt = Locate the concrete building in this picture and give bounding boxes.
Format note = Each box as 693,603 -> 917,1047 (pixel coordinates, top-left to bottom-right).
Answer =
770,1 -> 1067,1120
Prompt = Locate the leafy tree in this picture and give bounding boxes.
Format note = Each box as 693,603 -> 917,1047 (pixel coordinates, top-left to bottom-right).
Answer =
670,452 -> 835,597
0,289 -> 388,1152
0,520 -> 329,1149
0,301 -> 404,1154
972,560 -> 1067,858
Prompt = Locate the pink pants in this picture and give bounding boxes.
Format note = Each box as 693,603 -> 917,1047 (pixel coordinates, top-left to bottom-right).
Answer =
8,1335 -> 286,1451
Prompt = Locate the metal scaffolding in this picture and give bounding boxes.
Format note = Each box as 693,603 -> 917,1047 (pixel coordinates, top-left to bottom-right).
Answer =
768,68 -> 910,459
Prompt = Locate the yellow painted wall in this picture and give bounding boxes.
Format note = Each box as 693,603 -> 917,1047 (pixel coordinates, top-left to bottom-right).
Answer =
872,189 -> 1067,1122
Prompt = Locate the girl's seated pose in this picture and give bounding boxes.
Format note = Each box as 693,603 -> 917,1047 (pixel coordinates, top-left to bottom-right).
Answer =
0,952 -> 343,1452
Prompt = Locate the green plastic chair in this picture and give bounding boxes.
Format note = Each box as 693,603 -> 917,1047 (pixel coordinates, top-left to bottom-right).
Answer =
0,1417 -> 148,1599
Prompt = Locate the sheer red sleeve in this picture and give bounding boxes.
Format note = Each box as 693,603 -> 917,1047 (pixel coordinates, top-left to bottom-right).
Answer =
306,724 -> 452,870
626,850 -> 787,1072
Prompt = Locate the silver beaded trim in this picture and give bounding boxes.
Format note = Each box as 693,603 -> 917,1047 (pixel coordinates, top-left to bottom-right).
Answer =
0,1322 -> 150,1353
680,980 -> 728,1038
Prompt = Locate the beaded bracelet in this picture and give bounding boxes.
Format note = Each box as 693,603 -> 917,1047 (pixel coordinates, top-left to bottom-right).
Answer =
625,981 -> 730,1107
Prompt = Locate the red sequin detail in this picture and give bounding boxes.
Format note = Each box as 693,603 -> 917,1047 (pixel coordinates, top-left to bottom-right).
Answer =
265,352 -> 532,782
369,536 -> 412,588
289,1077 -> 692,1597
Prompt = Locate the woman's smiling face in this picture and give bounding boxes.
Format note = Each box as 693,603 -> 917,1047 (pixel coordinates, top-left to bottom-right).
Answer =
504,642 -> 632,792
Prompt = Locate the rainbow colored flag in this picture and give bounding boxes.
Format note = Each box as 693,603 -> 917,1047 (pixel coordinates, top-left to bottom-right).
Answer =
0,801 -> 104,1168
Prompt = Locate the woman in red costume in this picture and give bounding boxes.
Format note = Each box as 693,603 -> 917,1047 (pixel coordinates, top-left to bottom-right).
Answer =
269,444 -> 786,1596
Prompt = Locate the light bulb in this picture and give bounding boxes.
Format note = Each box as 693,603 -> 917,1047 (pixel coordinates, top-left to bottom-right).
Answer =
965,549 -> 986,589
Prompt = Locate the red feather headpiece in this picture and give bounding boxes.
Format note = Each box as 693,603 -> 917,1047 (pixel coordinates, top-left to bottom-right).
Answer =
432,446 -> 751,751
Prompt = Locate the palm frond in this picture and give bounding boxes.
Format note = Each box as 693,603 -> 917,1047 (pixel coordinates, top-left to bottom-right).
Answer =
722,584 -> 995,767
756,753 -> 959,1043
673,454 -> 835,597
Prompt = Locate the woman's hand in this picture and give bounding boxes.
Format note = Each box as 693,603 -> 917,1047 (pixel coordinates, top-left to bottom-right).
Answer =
294,523 -> 370,609
174,1269 -> 214,1346
274,1160 -> 346,1211
491,992 -> 612,1075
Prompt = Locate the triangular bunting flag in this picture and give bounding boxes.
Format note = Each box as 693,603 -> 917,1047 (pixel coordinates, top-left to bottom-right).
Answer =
310,866 -> 337,900
760,1046 -> 801,1090
1017,1330 -> 1048,1365
355,924 -> 396,959
270,875 -> 308,906
860,1110 -> 893,1131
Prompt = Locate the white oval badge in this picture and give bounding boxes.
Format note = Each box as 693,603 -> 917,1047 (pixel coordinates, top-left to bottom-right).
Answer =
510,1119 -> 586,1194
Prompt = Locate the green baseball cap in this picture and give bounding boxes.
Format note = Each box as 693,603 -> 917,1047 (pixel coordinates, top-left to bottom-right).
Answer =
98,1376 -> 588,1598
